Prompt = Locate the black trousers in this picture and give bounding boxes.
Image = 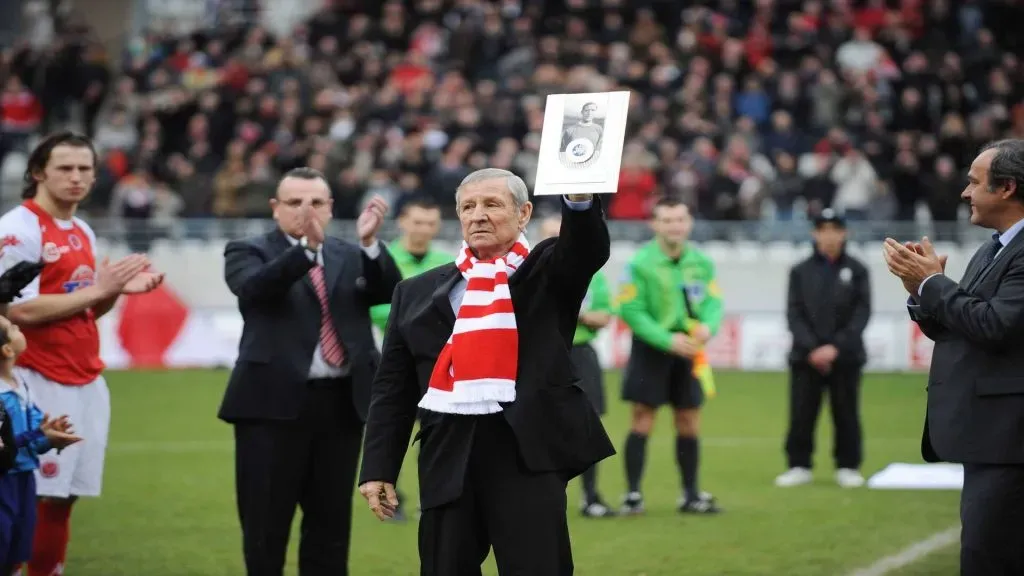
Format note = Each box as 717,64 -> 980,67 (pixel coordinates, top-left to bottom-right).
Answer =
418,414 -> 572,576
233,380 -> 364,576
784,363 -> 863,470
960,463 -> 1024,576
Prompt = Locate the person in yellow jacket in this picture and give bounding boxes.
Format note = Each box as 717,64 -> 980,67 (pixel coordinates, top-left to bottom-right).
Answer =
617,197 -> 724,515
539,214 -> 616,518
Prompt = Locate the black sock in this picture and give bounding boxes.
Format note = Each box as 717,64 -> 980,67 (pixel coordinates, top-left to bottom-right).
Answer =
581,464 -> 598,503
625,432 -> 648,494
676,435 -> 700,501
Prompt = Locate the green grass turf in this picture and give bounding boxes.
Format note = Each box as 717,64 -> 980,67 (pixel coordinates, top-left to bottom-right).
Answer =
64,369 -> 961,575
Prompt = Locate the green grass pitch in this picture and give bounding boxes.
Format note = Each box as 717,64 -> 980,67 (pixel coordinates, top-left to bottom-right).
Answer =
65,369 -> 961,575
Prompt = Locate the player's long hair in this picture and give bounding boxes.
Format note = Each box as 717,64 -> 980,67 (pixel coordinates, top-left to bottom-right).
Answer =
22,131 -> 97,200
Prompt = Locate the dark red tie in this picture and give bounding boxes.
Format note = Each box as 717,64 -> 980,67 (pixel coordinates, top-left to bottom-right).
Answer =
309,265 -> 344,366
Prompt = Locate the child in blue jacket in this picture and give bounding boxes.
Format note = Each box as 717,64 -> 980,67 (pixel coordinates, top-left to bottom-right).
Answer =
0,316 -> 81,574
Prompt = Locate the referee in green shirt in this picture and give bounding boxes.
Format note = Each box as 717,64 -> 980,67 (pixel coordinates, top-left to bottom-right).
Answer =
369,199 -> 454,332
368,198 -> 453,521
539,213 -> 616,518
617,197 -> 724,515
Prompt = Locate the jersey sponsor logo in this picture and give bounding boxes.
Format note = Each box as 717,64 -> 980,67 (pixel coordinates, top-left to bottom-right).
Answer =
42,242 -> 62,263
707,280 -> 722,298
68,234 -> 83,251
63,264 -> 96,293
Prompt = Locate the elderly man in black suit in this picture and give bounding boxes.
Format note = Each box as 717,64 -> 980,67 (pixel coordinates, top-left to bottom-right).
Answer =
884,139 -> 1024,576
219,167 -> 401,576
358,168 -> 615,575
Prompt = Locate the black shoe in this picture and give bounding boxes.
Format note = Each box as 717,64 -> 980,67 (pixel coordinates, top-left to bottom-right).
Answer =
678,491 -> 722,514
581,498 -> 617,518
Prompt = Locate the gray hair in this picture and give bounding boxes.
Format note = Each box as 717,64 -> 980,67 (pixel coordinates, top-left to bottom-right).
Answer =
980,139 -> 1024,198
454,168 -> 530,209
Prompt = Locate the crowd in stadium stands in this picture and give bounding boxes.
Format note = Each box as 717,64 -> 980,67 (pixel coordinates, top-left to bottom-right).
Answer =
0,0 -> 1022,230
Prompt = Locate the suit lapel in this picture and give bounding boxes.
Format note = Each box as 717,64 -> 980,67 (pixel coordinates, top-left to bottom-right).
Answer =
432,265 -> 460,326
959,248 -> 986,291
323,240 -> 347,296
971,232 -> 1024,290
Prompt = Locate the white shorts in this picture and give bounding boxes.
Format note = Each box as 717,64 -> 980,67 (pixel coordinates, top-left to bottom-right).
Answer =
15,367 -> 111,498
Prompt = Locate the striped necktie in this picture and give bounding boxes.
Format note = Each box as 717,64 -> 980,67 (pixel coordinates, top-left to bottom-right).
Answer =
309,265 -> 344,366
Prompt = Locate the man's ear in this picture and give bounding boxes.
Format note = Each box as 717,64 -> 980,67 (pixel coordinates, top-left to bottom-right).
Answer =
0,344 -> 12,359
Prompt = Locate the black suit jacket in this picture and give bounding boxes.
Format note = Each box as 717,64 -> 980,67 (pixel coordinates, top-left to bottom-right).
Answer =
909,230 -> 1024,464
218,229 -> 401,424
358,197 -> 616,508
786,250 -> 871,367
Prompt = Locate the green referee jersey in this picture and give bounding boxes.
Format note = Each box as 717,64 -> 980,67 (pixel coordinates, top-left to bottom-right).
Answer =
370,241 -> 454,331
617,240 -> 724,352
573,270 -> 612,345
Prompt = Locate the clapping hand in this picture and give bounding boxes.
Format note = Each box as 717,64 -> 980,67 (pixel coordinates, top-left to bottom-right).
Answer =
40,413 -> 82,453
883,237 -> 946,295
0,260 -> 45,304
96,254 -> 151,297
302,205 -> 326,251
357,195 -> 389,247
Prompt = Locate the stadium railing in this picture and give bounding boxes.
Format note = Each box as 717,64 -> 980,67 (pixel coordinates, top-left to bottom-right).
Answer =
79,218 -> 990,247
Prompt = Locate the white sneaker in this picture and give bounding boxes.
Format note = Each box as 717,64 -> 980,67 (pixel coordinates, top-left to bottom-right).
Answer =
835,468 -> 865,488
774,467 -> 813,487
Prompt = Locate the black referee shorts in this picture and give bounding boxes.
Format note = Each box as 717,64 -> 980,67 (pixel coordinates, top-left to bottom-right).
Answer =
621,337 -> 704,410
570,343 -> 606,415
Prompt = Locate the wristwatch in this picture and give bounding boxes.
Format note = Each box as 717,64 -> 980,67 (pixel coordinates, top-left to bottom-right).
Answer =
299,236 -> 317,255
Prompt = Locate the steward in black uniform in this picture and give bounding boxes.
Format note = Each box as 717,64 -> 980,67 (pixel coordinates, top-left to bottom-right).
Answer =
776,209 -> 871,489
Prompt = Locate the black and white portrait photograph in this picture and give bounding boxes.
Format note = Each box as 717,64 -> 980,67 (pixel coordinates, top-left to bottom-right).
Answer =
559,97 -> 606,169
535,91 -> 631,195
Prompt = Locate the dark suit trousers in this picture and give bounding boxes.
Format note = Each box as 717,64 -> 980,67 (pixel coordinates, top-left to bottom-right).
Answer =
418,414 -> 572,576
233,379 -> 364,576
785,363 -> 863,470
960,463 -> 1024,576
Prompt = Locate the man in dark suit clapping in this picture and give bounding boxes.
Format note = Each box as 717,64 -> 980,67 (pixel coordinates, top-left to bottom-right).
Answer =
357,168 -> 615,576
219,167 -> 401,576
884,139 -> 1024,576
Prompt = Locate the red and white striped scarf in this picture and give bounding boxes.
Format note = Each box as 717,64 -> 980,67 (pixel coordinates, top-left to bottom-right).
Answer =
418,233 -> 530,415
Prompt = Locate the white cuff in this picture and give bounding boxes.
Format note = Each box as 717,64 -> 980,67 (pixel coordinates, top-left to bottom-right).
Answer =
361,240 -> 381,259
918,273 -> 941,296
563,197 -> 593,211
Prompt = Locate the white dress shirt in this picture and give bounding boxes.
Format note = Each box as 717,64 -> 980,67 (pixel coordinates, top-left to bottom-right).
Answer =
285,234 -> 382,379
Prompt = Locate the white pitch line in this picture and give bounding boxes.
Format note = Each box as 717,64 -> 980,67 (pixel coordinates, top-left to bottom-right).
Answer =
845,526 -> 960,576
103,436 -> 921,454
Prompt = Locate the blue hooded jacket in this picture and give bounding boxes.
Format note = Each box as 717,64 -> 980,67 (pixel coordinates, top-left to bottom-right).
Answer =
0,376 -> 52,474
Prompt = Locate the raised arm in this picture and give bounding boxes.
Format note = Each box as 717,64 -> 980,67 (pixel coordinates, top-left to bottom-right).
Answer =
223,239 -> 315,309
550,194 -> 611,298
357,241 -> 401,307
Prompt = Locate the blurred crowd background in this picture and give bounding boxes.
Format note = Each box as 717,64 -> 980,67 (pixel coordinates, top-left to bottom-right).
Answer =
0,0 -> 1021,243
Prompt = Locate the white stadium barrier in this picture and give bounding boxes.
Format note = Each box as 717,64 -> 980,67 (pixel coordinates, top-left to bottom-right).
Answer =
96,237 -> 984,372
